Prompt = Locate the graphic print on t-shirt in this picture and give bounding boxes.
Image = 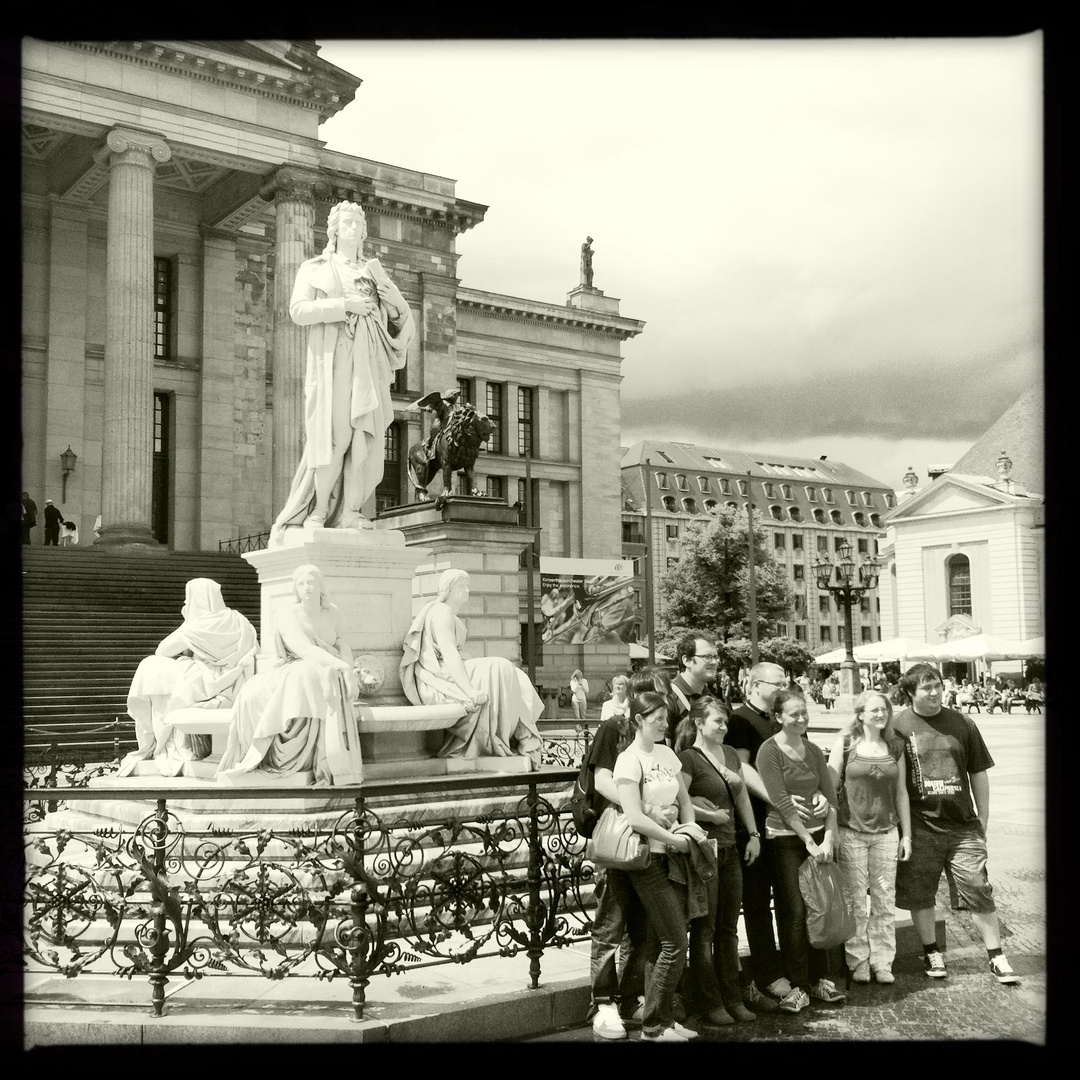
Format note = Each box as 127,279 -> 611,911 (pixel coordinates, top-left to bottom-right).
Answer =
906,731 -> 963,799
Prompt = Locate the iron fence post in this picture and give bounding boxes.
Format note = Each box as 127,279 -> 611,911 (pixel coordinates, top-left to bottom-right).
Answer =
148,797 -> 170,1017
525,779 -> 544,989
348,794 -> 369,1020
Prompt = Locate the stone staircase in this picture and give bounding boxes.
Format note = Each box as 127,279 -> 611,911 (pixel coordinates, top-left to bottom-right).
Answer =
21,547 -> 260,760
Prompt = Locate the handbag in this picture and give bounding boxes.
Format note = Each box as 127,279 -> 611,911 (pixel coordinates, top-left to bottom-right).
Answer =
569,751 -> 601,839
797,856 -> 856,950
587,806 -> 651,871
586,762 -> 650,871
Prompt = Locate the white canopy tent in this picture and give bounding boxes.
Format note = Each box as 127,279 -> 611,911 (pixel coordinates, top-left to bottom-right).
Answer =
924,634 -> 1034,663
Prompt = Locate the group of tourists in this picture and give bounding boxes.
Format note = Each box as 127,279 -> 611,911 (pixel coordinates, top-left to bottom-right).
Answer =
944,675 -> 1044,715
21,491 -> 78,546
583,634 -> 1020,1043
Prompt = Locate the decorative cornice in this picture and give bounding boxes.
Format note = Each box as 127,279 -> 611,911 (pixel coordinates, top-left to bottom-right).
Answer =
457,291 -> 645,340
312,191 -> 486,236
259,165 -> 330,205
64,41 -> 358,124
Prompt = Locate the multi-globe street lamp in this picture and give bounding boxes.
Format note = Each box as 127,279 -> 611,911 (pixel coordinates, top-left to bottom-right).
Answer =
812,538 -> 880,699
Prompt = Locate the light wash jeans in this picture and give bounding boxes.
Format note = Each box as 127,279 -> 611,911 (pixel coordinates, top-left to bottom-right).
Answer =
838,825 -> 899,972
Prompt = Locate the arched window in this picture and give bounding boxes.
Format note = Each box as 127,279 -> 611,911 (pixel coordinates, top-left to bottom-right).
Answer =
947,554 -> 972,616
830,509 -> 843,526
770,504 -> 784,521
813,508 -> 826,524
789,506 -> 803,522
704,499 -> 718,514
662,496 -> 676,512
870,513 -> 882,528
853,511 -> 867,527
725,501 -> 739,513
683,497 -> 698,514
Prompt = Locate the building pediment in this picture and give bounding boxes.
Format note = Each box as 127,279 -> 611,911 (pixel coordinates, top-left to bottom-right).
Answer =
886,474 -> 1034,522
934,614 -> 981,641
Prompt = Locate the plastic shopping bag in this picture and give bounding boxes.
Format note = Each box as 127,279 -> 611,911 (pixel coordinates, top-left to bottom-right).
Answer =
798,856 -> 856,950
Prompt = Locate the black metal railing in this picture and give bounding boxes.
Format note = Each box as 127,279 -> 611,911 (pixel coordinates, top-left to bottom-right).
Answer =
218,531 -> 270,555
20,767 -> 595,1020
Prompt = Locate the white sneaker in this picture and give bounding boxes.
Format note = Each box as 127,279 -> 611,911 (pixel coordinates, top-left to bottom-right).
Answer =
641,1024 -> 695,1042
989,955 -> 1021,985
670,1022 -> 700,1040
592,1003 -> 628,1040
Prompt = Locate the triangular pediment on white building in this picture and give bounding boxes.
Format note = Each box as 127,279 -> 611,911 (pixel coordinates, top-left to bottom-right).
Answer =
934,614 -> 981,641
885,473 -> 1039,523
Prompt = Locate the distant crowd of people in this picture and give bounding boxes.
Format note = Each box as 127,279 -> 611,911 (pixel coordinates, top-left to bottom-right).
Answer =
580,632 -> 1023,1043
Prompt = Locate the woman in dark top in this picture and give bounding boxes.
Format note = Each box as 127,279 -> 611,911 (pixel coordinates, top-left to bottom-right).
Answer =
756,687 -> 844,1013
677,697 -> 760,1025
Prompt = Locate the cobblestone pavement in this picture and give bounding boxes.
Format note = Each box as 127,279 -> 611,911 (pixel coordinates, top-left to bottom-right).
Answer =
531,708 -> 1048,1043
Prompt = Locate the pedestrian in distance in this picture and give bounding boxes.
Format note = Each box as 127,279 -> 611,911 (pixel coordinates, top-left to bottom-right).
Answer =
570,669 -> 590,721
893,663 -> 1021,985
42,498 -> 63,545
60,519 -> 79,547
828,691 -> 912,985
599,674 -> 631,722
21,491 -> 37,546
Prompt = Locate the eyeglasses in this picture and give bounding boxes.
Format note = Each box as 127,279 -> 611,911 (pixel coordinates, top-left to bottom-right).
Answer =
757,680 -> 787,689
693,653 -> 719,660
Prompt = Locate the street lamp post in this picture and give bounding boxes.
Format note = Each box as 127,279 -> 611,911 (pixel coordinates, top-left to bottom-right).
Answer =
812,538 -> 880,703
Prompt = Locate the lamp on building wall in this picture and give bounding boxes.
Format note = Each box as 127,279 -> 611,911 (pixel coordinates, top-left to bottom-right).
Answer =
60,445 -> 77,502
812,538 -> 880,699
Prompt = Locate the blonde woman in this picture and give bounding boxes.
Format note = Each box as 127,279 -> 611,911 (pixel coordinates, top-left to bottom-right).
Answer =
599,674 -> 631,722
827,691 -> 912,984
570,669 -> 590,721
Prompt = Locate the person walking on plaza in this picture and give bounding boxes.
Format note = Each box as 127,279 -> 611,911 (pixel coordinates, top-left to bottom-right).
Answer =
822,674 -> 837,711
665,632 -> 720,744
42,498 -> 63,546
828,691 -> 912,984
894,663 -> 1021,985
22,491 -> 38,546
570,669 -> 589,721
724,662 -> 828,1012
756,687 -> 846,1013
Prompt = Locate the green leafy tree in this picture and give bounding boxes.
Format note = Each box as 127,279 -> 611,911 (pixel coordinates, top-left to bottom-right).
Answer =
759,636 -> 816,679
658,505 -> 793,644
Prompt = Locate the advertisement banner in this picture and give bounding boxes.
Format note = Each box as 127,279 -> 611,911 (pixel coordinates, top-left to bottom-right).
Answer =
538,557 -> 638,645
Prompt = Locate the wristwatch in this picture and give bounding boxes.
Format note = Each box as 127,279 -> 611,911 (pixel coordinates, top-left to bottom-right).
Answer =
748,831 -> 760,838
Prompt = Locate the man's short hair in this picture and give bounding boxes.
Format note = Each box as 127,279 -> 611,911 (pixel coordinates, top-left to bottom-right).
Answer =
677,631 -> 717,671
749,661 -> 786,687
899,662 -> 943,699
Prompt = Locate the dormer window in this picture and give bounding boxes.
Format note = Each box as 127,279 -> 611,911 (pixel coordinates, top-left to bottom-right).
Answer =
704,499 -> 718,514
870,513 -> 882,528
662,496 -> 676,512
813,508 -> 826,524
854,511 -> 867,527
805,487 -> 818,503
789,506 -> 803,522
675,474 -> 689,492
683,497 -> 698,514
737,480 -> 748,496
763,482 -> 776,498
823,488 -> 835,505
846,490 -> 858,506
770,505 -> 784,521
725,501 -> 739,513
697,476 -> 710,492
884,494 -> 896,509
830,509 -> 843,526
719,478 -> 731,495
862,492 -> 875,507
655,472 -> 669,490
781,483 -> 793,500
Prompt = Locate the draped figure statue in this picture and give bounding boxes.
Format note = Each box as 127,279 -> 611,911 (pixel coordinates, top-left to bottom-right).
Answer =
117,578 -> 257,777
217,564 -> 363,785
400,568 -> 543,767
271,201 -> 416,543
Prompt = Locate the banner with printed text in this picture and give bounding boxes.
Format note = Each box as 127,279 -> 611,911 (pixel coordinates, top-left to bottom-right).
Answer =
538,557 -> 638,645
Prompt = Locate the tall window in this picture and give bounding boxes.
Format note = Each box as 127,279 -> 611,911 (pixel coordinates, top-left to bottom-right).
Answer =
517,476 -> 540,527
655,472 -> 669,489
819,595 -> 830,615
457,377 -> 473,404
486,475 -> 506,501
375,421 -> 403,513
484,382 -> 504,453
517,387 -> 535,457
774,532 -> 786,551
792,533 -> 804,551
795,625 -> 807,642
948,554 -> 973,616
153,257 -> 172,360
697,476 -> 710,492
152,391 -> 170,543
861,626 -> 874,643
675,474 -> 689,491
793,564 -> 805,583
820,626 -> 832,643
817,535 -> 829,554
823,488 -> 835,504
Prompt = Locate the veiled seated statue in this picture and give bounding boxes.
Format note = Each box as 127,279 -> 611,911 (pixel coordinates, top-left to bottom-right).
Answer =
400,568 -> 543,768
217,564 -> 363,785
117,578 -> 258,777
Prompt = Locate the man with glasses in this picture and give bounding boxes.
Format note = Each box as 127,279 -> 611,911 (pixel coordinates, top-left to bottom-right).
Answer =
894,663 -> 1020,985
665,632 -> 721,745
724,662 -> 826,1012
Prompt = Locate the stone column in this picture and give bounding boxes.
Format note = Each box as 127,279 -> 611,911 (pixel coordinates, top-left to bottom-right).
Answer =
259,167 -> 323,514
95,127 -> 171,548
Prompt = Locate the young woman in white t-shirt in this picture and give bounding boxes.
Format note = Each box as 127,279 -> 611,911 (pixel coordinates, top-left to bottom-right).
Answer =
612,689 -> 708,1042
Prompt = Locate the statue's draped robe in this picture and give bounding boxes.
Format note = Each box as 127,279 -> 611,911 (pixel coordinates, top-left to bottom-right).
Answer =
272,253 -> 415,543
217,607 -> 363,786
118,579 -> 257,777
400,601 -> 543,765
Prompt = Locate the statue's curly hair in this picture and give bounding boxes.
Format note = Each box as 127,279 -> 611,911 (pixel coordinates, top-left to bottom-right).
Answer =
322,200 -> 368,257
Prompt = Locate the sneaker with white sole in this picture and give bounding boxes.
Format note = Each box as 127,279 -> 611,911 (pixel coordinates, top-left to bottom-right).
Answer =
809,978 -> 846,1004
777,987 -> 811,1013
923,951 -> 948,978
592,1003 -> 628,1041
670,1022 -> 700,1040
743,981 -> 780,1012
872,966 -> 895,984
641,1025 -> 694,1043
989,955 -> 1021,985
851,962 -> 871,984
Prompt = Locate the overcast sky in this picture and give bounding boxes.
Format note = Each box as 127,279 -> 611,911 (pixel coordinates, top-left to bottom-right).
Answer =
317,36 -> 1042,491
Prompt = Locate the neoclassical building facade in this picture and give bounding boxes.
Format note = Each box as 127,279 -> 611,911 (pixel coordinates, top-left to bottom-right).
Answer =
21,40 -> 643,569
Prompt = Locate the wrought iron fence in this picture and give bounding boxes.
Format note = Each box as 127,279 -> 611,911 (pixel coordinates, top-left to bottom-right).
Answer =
218,531 -> 270,555
20,769 -> 596,1020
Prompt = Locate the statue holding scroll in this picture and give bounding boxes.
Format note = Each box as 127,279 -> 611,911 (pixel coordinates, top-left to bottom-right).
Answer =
272,201 -> 416,542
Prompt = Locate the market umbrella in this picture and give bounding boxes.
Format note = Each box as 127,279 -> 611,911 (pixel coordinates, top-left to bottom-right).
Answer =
628,642 -> 672,661
923,634 -> 1032,663
812,647 -> 851,665
858,637 -> 941,662
1012,636 -> 1045,658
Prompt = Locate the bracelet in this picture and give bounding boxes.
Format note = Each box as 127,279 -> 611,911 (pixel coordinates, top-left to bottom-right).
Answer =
748,831 -> 760,838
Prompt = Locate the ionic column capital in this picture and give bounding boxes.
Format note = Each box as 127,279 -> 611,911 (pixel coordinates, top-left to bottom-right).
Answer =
94,126 -> 172,169
259,166 -> 328,205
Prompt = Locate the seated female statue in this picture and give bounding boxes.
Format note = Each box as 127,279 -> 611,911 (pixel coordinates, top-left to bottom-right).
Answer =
217,564 -> 363,785
400,568 -> 543,767
117,578 -> 258,777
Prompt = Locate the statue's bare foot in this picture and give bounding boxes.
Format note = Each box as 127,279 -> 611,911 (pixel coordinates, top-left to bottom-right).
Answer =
303,512 -> 326,528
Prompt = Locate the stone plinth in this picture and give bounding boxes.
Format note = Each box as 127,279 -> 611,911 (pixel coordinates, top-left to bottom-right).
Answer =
378,498 -> 537,665
243,525 -> 427,705
566,284 -> 621,315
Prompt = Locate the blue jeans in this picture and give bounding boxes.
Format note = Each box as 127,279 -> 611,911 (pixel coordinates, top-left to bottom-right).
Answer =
627,855 -> 689,1036
589,867 -> 647,1009
768,831 -> 839,992
739,826 -> 785,989
688,844 -> 743,1011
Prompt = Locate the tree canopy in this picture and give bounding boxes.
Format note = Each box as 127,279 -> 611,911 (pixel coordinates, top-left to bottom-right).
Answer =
658,505 -> 793,644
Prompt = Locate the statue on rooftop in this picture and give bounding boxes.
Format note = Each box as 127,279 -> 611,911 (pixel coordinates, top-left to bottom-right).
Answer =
271,201 -> 416,543
400,569 -> 543,767
116,578 -> 257,777
580,236 -> 594,288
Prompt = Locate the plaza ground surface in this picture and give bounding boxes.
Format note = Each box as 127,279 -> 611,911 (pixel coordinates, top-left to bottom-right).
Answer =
19,702 -> 1049,1047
